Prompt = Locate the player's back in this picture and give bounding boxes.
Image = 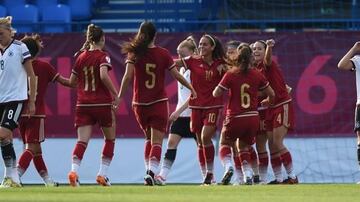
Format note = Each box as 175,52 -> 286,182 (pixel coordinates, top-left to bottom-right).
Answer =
73,50 -> 113,105
132,46 -> 174,105
223,68 -> 269,116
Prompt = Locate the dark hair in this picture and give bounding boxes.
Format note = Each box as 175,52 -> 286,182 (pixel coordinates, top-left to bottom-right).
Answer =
202,34 -> 225,60
236,44 -> 253,73
121,21 -> 156,59
226,40 -> 241,50
21,34 -> 42,57
76,24 -> 104,56
255,40 -> 267,49
178,35 -> 198,54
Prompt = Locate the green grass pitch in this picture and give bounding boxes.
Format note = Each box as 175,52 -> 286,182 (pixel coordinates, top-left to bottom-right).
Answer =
0,184 -> 359,202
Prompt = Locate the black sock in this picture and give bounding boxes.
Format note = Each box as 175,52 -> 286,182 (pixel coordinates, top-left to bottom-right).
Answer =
164,149 -> 177,162
1,141 -> 16,168
357,144 -> 360,166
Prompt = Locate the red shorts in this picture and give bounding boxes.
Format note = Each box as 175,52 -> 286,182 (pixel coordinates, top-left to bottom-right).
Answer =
258,109 -> 267,135
19,117 -> 45,144
75,106 -> 113,128
190,108 -> 220,134
221,115 -> 259,145
265,102 -> 295,132
133,101 -> 169,134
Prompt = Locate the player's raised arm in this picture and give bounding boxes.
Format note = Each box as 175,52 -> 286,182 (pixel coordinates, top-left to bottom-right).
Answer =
338,41 -> 360,71
169,67 -> 197,99
264,39 -> 275,67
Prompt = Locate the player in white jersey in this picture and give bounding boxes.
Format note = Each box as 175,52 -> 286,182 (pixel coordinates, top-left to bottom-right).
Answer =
0,16 -> 36,188
338,41 -> 360,184
154,36 -> 198,185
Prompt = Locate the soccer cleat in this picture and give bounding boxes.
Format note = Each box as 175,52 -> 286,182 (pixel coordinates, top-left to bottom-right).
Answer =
68,171 -> 80,187
220,167 -> 234,185
45,180 -> 59,187
144,170 -> 155,186
96,175 -> 111,186
267,179 -> 282,185
202,172 -> 215,186
245,177 -> 253,185
0,177 -> 22,188
154,175 -> 166,186
253,175 -> 260,184
282,176 -> 299,184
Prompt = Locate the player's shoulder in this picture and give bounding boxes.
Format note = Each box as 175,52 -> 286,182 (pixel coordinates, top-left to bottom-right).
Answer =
153,46 -> 171,55
13,39 -> 23,46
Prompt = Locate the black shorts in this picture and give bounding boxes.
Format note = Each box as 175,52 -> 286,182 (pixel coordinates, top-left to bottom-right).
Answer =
170,117 -> 196,138
0,101 -> 24,131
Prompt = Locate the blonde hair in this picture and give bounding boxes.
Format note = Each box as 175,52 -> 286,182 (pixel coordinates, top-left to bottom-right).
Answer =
0,16 -> 15,36
178,36 -> 198,55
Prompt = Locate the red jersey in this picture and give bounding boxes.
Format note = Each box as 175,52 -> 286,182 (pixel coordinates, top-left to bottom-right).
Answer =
131,46 -> 175,105
218,68 -> 269,116
183,56 -> 225,109
72,50 -> 113,106
256,60 -> 291,106
22,59 -> 59,117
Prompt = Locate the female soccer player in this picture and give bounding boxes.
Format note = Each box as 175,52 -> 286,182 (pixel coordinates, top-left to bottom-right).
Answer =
214,44 -> 274,185
253,39 -> 297,184
67,24 -> 119,187
0,16 -> 36,188
154,36 -> 198,185
337,41 -> 360,184
17,34 -> 72,187
116,21 -> 196,186
175,34 -> 226,185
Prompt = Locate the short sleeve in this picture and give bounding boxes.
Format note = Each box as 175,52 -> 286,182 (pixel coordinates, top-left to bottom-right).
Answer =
100,53 -> 112,70
351,55 -> 360,70
218,72 -> 232,91
165,51 -> 175,70
20,43 -> 31,63
72,57 -> 80,76
182,56 -> 193,71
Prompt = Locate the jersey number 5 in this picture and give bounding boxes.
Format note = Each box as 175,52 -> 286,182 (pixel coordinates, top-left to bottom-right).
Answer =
145,63 -> 156,89
83,66 -> 95,91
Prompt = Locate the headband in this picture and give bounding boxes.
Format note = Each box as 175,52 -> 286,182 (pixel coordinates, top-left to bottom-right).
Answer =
204,34 -> 216,48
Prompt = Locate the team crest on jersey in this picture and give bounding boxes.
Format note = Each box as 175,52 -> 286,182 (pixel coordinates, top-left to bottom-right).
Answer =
8,51 -> 14,57
105,56 -> 111,63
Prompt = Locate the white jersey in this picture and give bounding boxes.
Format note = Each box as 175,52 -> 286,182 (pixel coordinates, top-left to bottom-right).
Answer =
176,67 -> 191,117
0,39 -> 31,103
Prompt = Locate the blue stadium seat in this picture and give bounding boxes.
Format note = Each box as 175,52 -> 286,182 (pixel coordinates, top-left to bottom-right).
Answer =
65,0 -> 92,20
41,4 -> 71,33
0,5 -> 7,17
9,4 -> 39,33
33,0 -> 58,12
2,0 -> 26,10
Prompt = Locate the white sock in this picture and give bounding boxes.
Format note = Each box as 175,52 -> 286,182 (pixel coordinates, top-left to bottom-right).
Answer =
159,159 -> 173,180
98,163 -> 109,177
11,168 -> 21,184
71,163 -> 80,173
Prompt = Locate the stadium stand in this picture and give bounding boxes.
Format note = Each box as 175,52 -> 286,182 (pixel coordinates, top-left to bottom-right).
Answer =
9,4 -> 38,33
64,0 -> 92,20
41,4 -> 71,33
2,0 -> 27,10
0,5 -> 6,17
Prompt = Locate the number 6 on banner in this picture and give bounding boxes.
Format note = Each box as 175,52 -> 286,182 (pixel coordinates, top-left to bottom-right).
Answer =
296,55 -> 337,115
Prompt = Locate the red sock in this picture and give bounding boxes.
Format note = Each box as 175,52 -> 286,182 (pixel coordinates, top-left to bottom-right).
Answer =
239,151 -> 251,177
233,153 -> 242,170
203,143 -> 215,173
102,139 -> 115,165
18,149 -> 34,176
144,140 -> 151,170
219,145 -> 231,160
249,147 -> 258,166
72,141 -> 87,162
149,143 -> 162,173
280,150 -> 294,176
198,145 -> 206,177
270,152 -> 282,181
33,154 -> 48,177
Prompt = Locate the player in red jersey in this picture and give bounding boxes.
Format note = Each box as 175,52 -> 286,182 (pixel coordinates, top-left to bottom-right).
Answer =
67,24 -> 119,187
253,39 -> 297,184
175,34 -> 226,185
116,21 -> 196,186
214,44 -> 274,185
17,34 -> 71,187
